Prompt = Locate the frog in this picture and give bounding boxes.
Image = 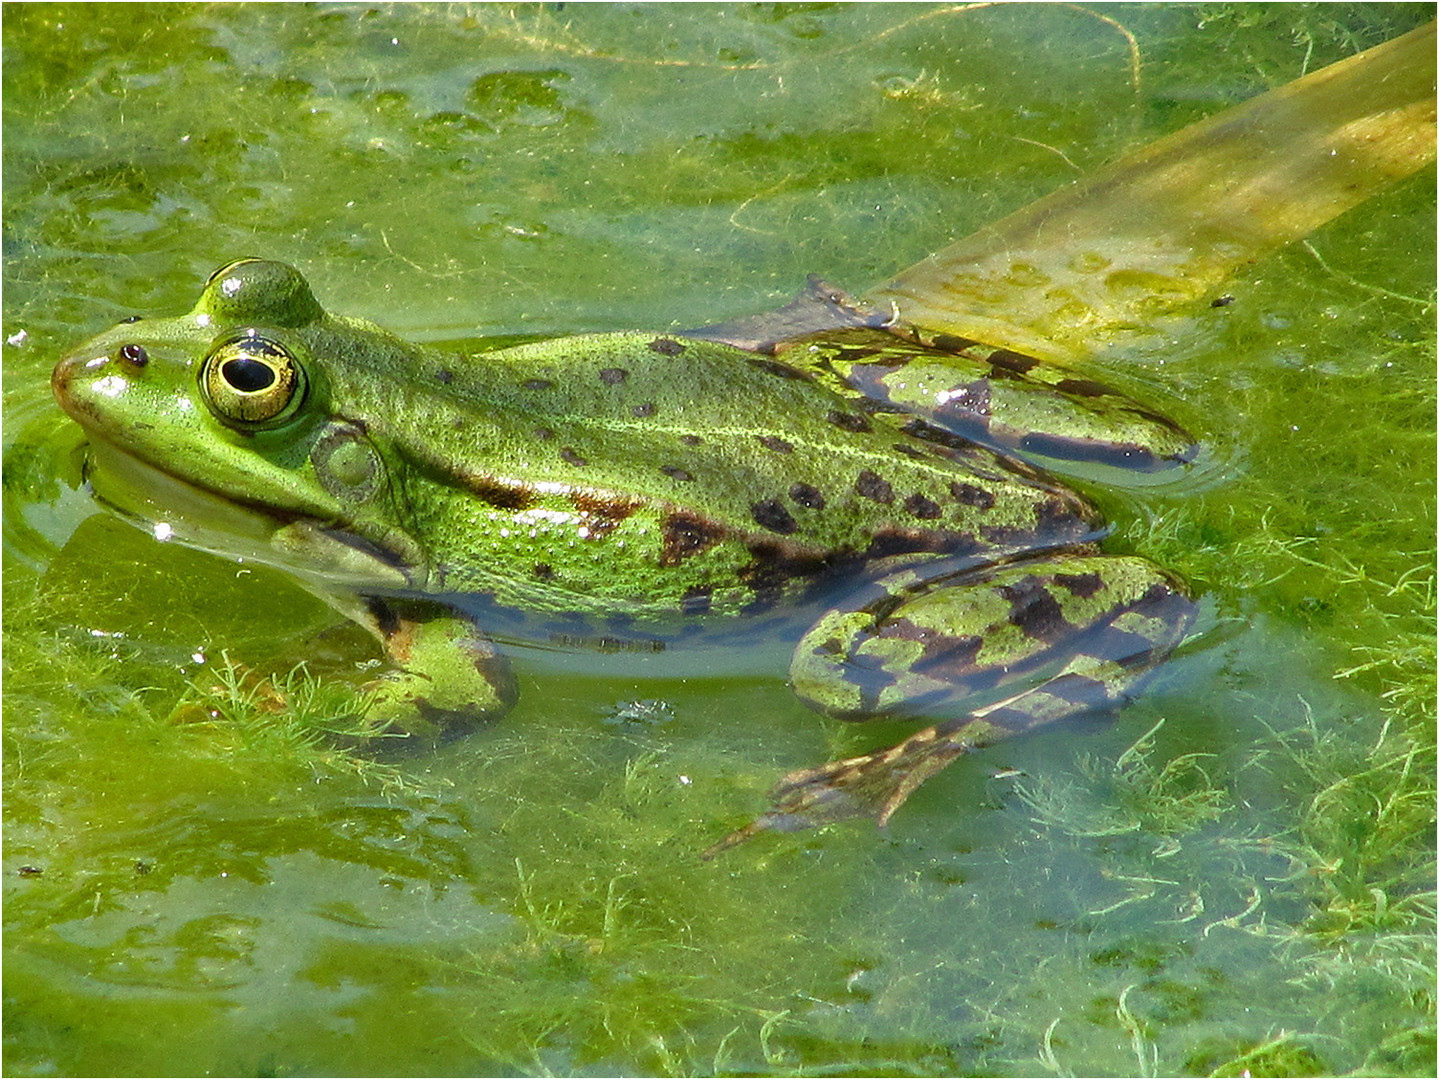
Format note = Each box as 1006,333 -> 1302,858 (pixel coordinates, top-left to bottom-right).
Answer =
51,258 -> 1196,854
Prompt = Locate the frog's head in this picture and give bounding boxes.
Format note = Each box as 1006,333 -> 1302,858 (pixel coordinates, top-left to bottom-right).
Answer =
52,260 -> 418,585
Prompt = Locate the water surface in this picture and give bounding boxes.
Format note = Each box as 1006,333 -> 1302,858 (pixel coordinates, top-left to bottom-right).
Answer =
4,5 -> 1434,1076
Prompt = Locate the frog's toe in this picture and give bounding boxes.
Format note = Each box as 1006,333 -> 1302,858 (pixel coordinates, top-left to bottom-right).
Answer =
704,721 -> 980,857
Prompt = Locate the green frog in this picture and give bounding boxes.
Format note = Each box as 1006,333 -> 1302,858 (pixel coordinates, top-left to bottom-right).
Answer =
51,258 -> 1195,853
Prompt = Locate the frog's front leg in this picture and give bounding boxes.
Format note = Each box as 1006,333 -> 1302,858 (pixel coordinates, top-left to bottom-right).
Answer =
706,554 -> 1193,856
350,595 -> 519,747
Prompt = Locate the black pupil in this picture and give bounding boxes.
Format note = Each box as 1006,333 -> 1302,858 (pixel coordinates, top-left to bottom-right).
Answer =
223,355 -> 277,393
119,343 -> 148,365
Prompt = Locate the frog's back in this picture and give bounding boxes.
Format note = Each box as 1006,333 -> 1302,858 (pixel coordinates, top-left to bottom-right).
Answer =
341,331 -> 1102,618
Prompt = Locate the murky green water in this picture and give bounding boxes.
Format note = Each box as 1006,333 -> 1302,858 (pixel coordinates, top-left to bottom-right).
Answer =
4,4 -> 1434,1076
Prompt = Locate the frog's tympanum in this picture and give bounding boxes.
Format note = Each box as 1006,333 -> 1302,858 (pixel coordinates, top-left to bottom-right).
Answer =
53,259 -> 1197,854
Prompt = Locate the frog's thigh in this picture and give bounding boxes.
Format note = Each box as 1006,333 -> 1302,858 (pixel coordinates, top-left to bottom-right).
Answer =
791,555 -> 1192,726
360,597 -> 519,743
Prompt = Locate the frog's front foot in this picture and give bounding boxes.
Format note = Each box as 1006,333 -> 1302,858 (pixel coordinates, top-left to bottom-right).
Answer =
703,721 -> 979,858
356,596 -> 519,748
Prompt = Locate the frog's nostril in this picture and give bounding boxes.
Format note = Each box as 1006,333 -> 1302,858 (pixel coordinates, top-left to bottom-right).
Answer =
119,343 -> 149,367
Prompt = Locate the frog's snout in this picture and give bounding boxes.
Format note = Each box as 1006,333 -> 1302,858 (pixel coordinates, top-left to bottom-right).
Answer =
51,341 -> 147,425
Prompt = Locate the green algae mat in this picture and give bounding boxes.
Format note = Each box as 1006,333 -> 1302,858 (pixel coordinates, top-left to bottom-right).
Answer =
4,5 -> 1434,1076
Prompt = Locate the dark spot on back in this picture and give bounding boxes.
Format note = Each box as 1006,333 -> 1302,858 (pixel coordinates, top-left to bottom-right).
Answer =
748,357 -> 813,381
751,498 -> 798,534
434,368 -> 454,384
1053,378 -> 1113,399
855,469 -> 893,503
757,435 -> 794,454
648,337 -> 686,356
599,367 -> 628,385
987,349 -> 1041,374
904,493 -> 943,519
560,447 -> 588,467
632,402 -> 657,418
892,442 -> 928,460
789,482 -> 825,509
680,434 -> 704,446
930,333 -> 979,353
950,481 -> 995,510
828,409 -> 871,433
660,465 -> 693,482
532,562 -> 555,581
523,378 -> 554,391
532,426 -> 554,440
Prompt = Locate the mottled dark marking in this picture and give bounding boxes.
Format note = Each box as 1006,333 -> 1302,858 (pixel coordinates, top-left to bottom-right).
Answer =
631,402 -> 657,418
572,492 -> 640,539
680,434 -> 704,446
737,543 -> 832,611
1053,378 -> 1112,399
986,349 -> 1041,374
475,477 -> 535,510
648,337 -> 686,356
1054,570 -> 1104,598
834,345 -> 885,363
660,512 -> 724,567
1211,295 -> 1235,307
901,416 -> 986,452
906,629 -> 985,683
747,357 -> 814,381
560,446 -> 588,467
532,426 -> 555,441
827,409 -> 871,433
434,368 -> 454,384
523,377 -> 555,391
935,380 -> 992,417
904,493 -> 943,519
599,367 -> 628,385
1033,495 -> 1097,539
855,469 -> 894,504
892,442 -> 928,460
532,562 -> 555,581
660,464 -> 693,482
757,435 -> 794,454
751,498 -> 798,535
366,596 -> 401,637
930,333 -> 980,353
789,482 -> 826,509
680,585 -> 713,616
998,578 -> 1071,643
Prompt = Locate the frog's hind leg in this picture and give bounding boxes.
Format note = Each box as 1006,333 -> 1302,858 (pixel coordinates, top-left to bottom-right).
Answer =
705,555 -> 1193,856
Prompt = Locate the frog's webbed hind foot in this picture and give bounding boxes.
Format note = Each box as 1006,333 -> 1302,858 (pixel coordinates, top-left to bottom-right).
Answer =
702,722 -> 978,858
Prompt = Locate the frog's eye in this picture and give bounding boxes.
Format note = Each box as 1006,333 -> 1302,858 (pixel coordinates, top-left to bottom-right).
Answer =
200,334 -> 306,428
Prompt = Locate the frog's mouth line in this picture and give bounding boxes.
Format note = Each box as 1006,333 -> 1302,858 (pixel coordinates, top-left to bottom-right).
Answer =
80,434 -> 312,573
